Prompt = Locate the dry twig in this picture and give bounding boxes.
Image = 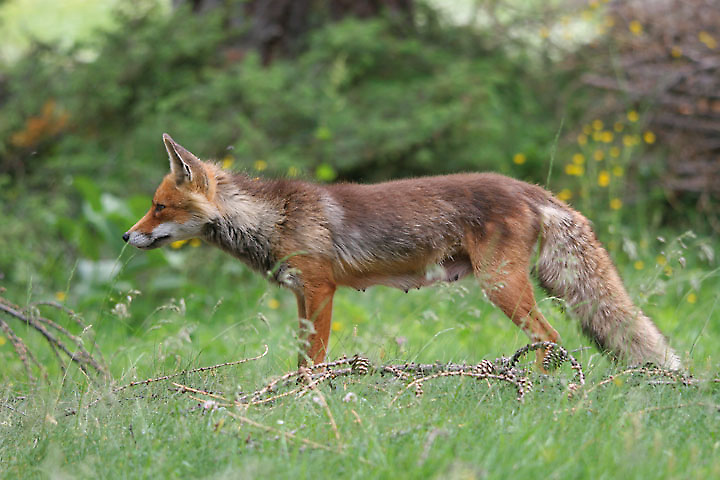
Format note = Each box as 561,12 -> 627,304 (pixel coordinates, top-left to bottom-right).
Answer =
0,295 -> 108,383
65,344 -> 268,416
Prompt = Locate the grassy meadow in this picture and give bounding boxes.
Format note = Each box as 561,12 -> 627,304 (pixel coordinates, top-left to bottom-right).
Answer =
1,226 -> 718,478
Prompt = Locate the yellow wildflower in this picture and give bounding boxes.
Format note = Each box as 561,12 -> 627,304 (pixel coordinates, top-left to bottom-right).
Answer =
565,164 -> 584,176
171,240 -> 188,249
643,131 -> 656,144
623,135 -> 638,147
593,150 -> 605,161
656,255 -> 667,266
600,131 -> 614,143
634,260 -> 645,270
332,321 -> 344,332
0,336 -> 5,346
610,198 -> 622,210
513,153 -> 527,165
55,291 -> 67,302
577,133 -> 588,146
627,110 -> 639,122
222,156 -> 234,169
629,20 -> 643,35
612,166 -> 624,177
613,122 -> 624,132
687,292 -> 697,304
592,131 -> 603,142
598,170 -> 610,187
557,189 -> 572,201
592,119 -> 604,131
572,153 -> 585,165
254,160 -> 267,171
268,298 -> 280,310
699,31 -> 717,49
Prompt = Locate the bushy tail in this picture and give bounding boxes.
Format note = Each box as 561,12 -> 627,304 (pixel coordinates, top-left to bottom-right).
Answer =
534,201 -> 682,370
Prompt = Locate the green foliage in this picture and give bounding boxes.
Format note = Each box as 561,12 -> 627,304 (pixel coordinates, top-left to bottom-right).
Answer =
1,4 -> 576,186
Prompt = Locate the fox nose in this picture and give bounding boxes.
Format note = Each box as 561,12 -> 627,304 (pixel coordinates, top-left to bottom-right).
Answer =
122,232 -> 130,243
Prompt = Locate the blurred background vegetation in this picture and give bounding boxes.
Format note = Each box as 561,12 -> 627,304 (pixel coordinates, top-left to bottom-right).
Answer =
0,0 -> 718,379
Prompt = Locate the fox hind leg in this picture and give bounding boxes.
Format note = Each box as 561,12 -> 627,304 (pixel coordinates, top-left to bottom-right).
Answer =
465,228 -> 560,369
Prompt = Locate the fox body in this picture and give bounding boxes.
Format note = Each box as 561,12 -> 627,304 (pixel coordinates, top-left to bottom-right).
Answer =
124,134 -> 681,370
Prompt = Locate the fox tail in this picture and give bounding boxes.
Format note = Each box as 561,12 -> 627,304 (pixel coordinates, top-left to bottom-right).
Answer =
534,201 -> 682,370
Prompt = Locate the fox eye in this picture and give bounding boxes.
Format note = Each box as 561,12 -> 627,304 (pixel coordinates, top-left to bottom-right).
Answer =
155,203 -> 166,212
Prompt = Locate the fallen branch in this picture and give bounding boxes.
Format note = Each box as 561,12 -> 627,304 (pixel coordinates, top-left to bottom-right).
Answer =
182,343 -> 584,409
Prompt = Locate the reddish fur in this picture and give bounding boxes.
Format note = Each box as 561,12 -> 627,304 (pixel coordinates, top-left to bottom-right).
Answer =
290,257 -> 337,365
129,176 -> 192,234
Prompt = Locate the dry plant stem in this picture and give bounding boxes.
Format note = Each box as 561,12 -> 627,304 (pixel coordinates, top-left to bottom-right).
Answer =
26,302 -> 108,372
73,345 -> 269,414
240,370 -> 304,404
247,372 -> 336,406
0,299 -> 106,381
0,316 -> 46,382
115,344 -> 269,394
296,371 -> 335,399
172,383 -> 231,403
0,316 -> 34,382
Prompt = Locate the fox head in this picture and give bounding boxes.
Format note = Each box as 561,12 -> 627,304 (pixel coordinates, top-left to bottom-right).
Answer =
123,134 -> 217,249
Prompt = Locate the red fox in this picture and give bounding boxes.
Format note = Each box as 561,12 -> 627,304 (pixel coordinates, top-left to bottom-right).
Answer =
123,134 -> 681,370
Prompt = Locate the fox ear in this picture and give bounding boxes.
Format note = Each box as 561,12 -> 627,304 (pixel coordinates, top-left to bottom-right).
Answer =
163,133 -> 207,191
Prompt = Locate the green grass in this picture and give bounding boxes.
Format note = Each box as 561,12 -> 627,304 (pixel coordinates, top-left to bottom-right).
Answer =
1,238 -> 719,479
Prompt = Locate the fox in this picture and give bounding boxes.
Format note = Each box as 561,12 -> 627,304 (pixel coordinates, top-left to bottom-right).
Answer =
123,133 -> 682,370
